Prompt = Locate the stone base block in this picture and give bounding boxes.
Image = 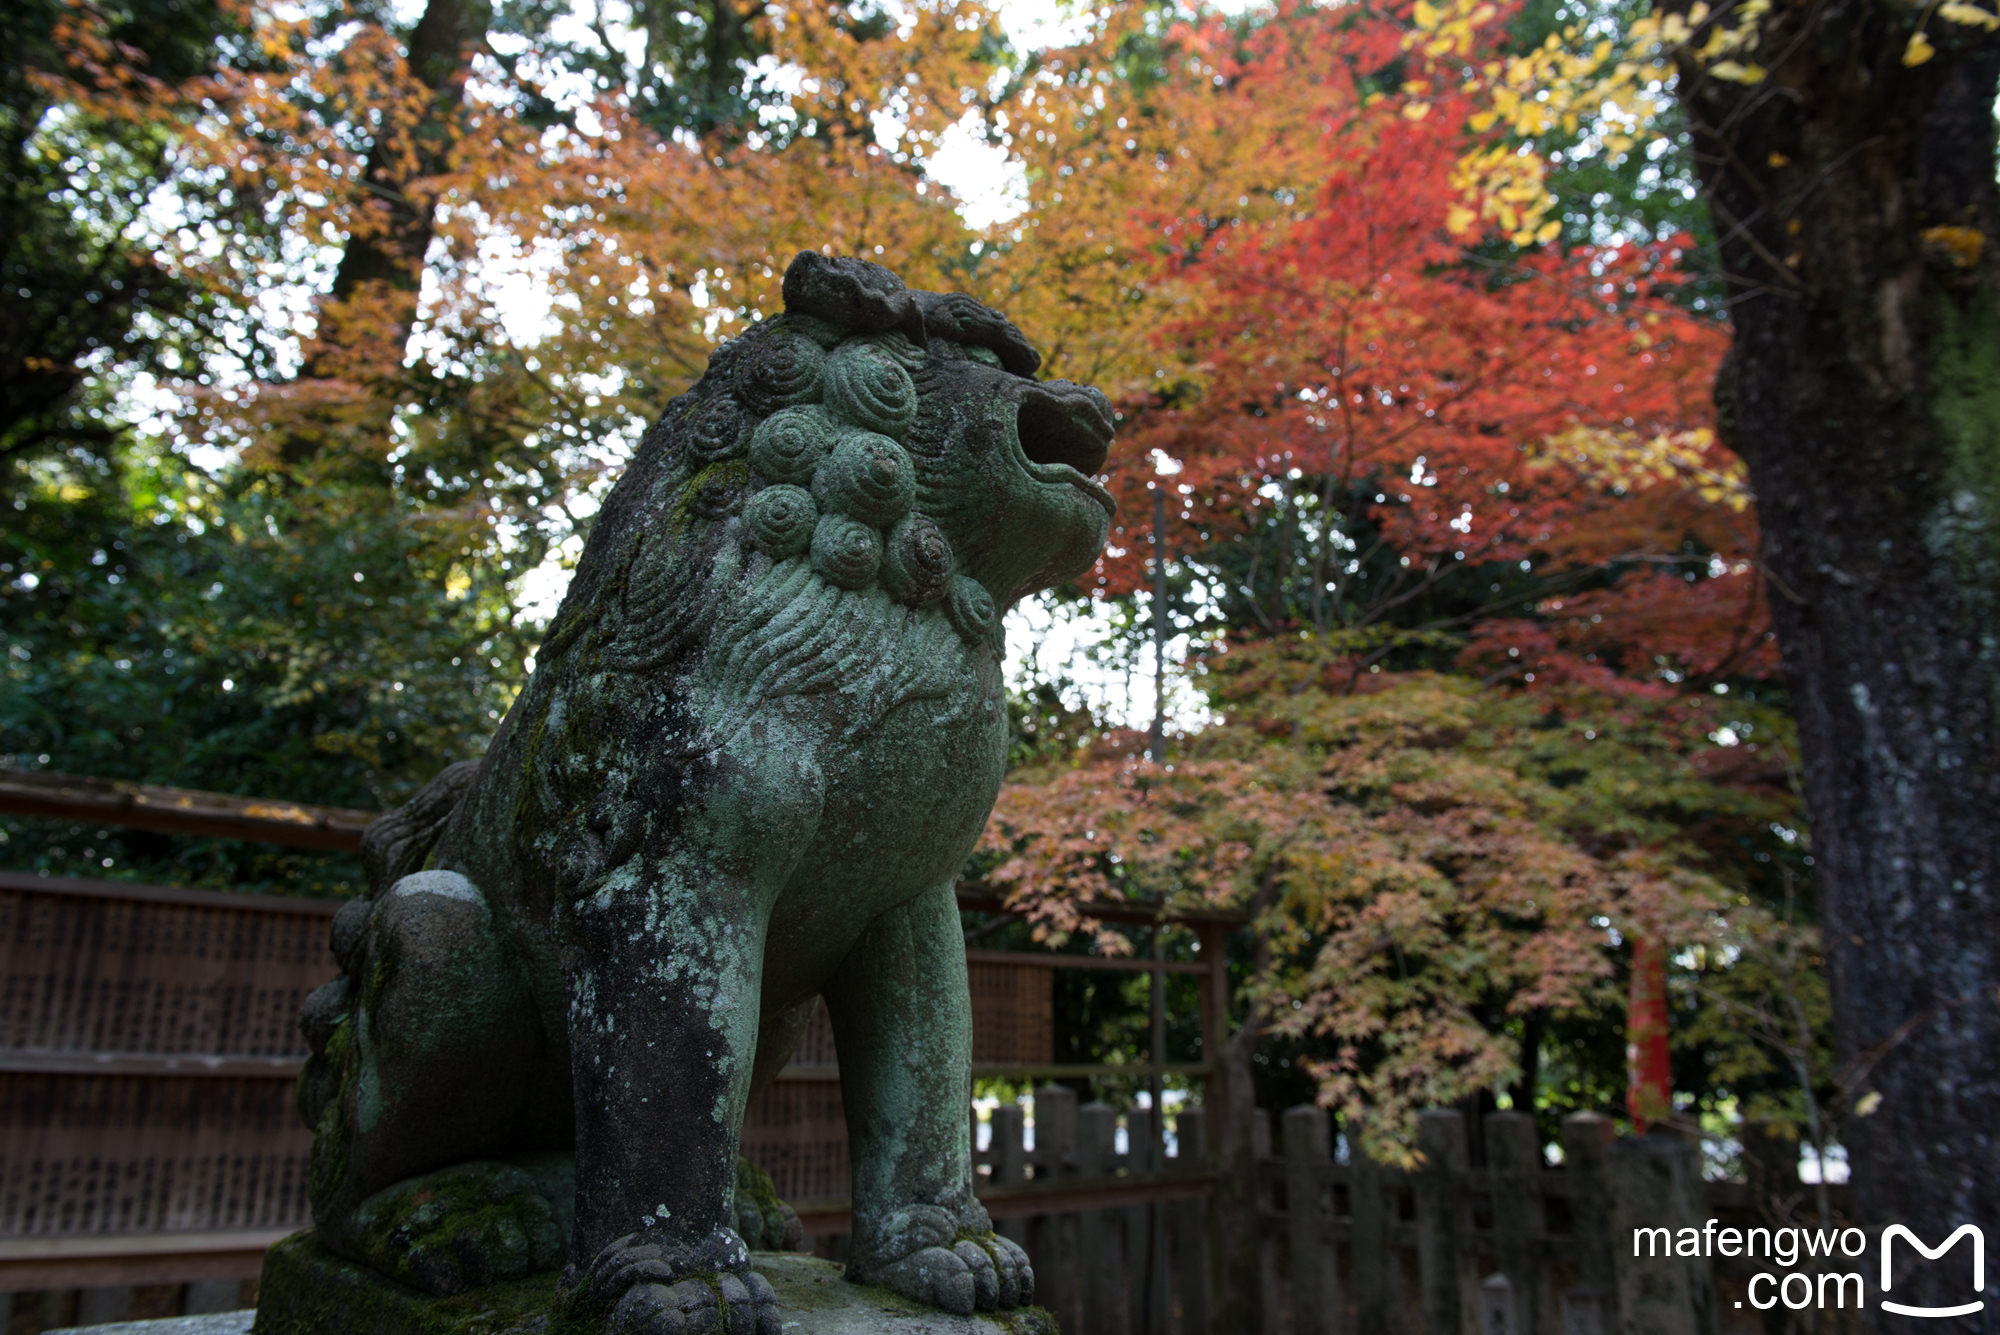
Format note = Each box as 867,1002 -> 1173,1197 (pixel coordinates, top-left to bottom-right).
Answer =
250,1232 -> 1058,1335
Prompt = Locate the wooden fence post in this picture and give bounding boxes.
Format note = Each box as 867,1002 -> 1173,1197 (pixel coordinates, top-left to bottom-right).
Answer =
1036,1083 -> 1079,1172
1737,1117 -> 1798,1223
1255,1108 -> 1281,1335
1417,1108 -> 1470,1335
1127,1103 -> 1169,1335
1350,1120 -> 1403,1335
1285,1104 -> 1338,1335
1560,1112 -> 1618,1335
992,1100 -> 1029,1251
1032,1085 -> 1080,1329
1607,1133 -> 1718,1335
1485,1111 -> 1546,1335
1175,1104 -> 1213,1335
1080,1100 -> 1126,1335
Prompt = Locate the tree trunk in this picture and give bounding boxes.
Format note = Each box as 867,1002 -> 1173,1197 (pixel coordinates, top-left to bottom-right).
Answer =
284,0 -> 488,465
297,0 -> 488,397
1685,21 -> 2000,1325
327,0 -> 490,306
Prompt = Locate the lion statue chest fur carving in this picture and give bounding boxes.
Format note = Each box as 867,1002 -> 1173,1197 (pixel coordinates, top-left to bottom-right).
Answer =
293,253 -> 1113,1330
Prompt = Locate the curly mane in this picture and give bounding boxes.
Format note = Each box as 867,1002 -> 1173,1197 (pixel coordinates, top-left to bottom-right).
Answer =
530,315 -> 995,747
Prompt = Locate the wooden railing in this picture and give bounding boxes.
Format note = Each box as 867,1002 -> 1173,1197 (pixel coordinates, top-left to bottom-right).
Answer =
0,770 -> 376,851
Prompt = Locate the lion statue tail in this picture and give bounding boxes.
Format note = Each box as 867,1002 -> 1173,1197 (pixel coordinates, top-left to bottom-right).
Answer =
358,758 -> 484,898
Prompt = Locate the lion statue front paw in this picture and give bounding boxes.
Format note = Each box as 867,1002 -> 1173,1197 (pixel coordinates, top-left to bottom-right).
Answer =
846,1201 -> 1034,1314
563,1228 -> 780,1335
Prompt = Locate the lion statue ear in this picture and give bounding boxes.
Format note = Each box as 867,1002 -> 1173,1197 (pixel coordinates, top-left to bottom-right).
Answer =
782,252 -> 926,342
912,291 -> 1041,378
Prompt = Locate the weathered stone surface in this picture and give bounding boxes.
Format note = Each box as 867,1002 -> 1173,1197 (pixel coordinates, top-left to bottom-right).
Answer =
52,1315 -> 253,1335
750,1254 -> 1057,1334
250,1233 -> 1057,1335
281,252 -> 1112,1331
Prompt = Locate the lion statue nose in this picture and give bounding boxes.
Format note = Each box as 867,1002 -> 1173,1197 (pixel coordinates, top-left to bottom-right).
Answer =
1016,380 -> 1114,476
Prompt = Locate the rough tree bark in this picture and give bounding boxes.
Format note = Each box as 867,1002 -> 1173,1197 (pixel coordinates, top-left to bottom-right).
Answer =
1682,14 -> 2000,1324
325,0 -> 490,308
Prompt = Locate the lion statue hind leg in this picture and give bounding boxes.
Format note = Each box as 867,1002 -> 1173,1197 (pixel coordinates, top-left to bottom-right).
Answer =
299,869 -> 567,1295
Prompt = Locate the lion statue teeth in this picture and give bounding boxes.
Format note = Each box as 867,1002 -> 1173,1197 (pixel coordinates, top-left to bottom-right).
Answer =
293,252 -> 1115,1328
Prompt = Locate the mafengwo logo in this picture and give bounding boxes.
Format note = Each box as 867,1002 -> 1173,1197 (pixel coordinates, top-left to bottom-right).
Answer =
1632,1222 -> 1985,1315
1881,1225 -> 1984,1319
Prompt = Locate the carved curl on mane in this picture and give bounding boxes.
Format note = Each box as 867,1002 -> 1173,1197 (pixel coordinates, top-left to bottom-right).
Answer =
532,316 -> 988,739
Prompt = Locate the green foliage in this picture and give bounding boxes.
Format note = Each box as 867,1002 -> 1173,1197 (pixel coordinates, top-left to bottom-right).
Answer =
0,0 -> 241,463
1673,871 -> 1837,1143
1,443 -> 536,894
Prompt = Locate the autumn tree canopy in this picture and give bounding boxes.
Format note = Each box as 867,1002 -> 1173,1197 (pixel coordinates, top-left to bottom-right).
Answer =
3,0 -> 1842,1181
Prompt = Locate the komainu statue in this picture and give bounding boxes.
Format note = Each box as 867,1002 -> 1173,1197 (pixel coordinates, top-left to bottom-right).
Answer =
293,252 -> 1115,1332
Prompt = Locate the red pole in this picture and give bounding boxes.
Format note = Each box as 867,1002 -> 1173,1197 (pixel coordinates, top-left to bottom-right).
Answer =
1626,935 -> 1672,1131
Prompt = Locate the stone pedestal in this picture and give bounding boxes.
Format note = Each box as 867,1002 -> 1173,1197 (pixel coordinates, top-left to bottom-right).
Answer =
249,1232 -> 1059,1335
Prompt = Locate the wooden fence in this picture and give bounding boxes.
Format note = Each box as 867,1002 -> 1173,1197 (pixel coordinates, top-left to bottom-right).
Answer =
797,1092 -> 1844,1335
0,872 -> 333,1291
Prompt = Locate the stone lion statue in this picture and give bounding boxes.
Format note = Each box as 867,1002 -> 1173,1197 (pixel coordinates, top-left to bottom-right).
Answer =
293,252 -> 1114,1332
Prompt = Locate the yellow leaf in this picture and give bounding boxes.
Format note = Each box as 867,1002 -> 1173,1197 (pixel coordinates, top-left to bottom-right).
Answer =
1468,110 -> 1498,132
1708,60 -> 1766,82
1414,0 -> 1441,29
1447,205 -> 1477,235
1920,224 -> 1986,268
1403,100 -> 1432,120
1940,0 -> 2000,27
1767,151 -> 1790,167
1904,30 -> 1936,64
1535,219 -> 1562,245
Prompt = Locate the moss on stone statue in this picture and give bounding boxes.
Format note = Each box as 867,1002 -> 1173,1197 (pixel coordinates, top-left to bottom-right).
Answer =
732,1156 -> 798,1250
252,1231 -> 569,1335
303,1023 -> 356,1207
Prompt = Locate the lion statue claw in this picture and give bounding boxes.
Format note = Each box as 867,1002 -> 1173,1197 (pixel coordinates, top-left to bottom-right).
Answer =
294,252 -> 1112,1324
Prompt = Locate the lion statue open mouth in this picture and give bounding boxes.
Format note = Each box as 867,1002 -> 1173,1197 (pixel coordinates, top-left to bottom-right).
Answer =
294,252 -> 1114,1330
